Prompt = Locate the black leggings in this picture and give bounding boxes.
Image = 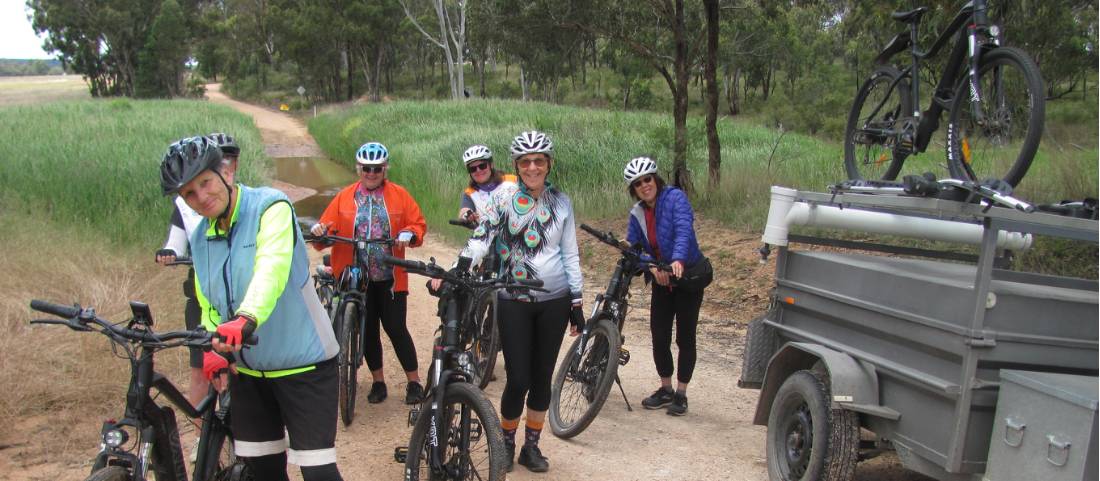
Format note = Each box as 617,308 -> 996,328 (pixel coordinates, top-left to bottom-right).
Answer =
362,280 -> 418,373
498,296 -> 571,420
183,268 -> 203,368
650,285 -> 704,384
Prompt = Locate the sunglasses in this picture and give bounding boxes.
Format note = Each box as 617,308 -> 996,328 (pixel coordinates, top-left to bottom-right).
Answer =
517,157 -> 549,168
359,165 -> 385,174
467,162 -> 490,174
631,175 -> 655,189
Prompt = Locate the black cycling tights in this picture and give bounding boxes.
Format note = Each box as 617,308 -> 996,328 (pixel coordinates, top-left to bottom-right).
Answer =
362,280 -> 418,373
497,296 -> 570,420
246,453 -> 343,481
649,285 -> 704,384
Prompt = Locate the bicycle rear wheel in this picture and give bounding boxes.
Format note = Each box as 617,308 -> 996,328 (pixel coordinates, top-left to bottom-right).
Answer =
404,382 -> 506,481
470,291 -> 499,389
548,318 -> 621,439
83,466 -> 129,481
338,301 -> 361,427
844,66 -> 912,181
947,46 -> 1045,187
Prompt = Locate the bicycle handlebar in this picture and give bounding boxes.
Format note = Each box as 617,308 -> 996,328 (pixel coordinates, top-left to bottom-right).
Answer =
379,255 -> 546,291
304,231 -> 395,247
579,223 -> 672,272
30,299 -> 258,347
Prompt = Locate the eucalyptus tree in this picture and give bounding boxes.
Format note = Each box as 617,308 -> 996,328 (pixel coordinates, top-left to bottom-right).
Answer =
399,0 -> 468,99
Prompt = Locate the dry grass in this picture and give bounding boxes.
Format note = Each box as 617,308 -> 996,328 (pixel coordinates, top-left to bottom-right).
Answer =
0,75 -> 89,107
0,209 -> 197,470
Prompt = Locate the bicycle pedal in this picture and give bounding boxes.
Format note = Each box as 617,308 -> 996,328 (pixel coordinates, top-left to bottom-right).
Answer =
407,408 -> 420,426
393,446 -> 408,463
468,418 -> 483,443
619,347 -> 631,366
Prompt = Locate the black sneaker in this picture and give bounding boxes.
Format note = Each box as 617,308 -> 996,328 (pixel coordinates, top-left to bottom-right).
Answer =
367,382 -> 387,403
641,387 -> 675,409
404,382 -> 423,405
504,444 -> 515,472
667,393 -> 688,416
517,444 -> 549,472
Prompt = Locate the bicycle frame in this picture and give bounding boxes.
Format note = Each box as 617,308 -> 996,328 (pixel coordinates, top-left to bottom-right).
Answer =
872,0 -> 1001,154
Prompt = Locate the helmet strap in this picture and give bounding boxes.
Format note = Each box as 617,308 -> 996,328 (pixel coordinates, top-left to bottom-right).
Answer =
213,169 -> 235,233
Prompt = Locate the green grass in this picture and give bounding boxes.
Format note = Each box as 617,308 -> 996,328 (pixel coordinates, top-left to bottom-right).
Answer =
309,98 -> 856,243
0,99 -> 269,246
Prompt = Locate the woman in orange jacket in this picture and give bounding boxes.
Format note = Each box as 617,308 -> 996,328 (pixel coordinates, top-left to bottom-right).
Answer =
311,141 -> 428,404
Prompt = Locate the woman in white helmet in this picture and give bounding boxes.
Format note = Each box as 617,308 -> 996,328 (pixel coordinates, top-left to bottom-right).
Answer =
457,144 -> 517,224
436,130 -> 584,473
623,156 -> 711,417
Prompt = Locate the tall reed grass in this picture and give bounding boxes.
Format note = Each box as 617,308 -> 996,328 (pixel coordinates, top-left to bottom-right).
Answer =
0,99 -> 268,247
310,98 -> 1097,244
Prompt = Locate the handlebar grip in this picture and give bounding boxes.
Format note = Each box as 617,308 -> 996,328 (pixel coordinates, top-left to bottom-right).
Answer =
380,254 -> 424,271
579,223 -> 602,237
167,256 -> 192,266
517,278 -> 544,288
244,334 -> 259,346
30,300 -> 81,319
448,219 -> 476,230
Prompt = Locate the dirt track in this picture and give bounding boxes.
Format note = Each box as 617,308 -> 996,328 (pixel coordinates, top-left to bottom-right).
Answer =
3,85 -> 925,481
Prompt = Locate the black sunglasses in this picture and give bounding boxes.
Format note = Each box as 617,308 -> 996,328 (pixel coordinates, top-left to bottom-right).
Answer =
631,175 -> 654,189
360,165 -> 384,174
467,162 -> 490,174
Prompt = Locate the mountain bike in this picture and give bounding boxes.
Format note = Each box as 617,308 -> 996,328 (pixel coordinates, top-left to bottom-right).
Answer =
304,230 -> 393,427
448,217 -> 501,390
314,254 -> 337,317
28,299 -> 255,481
385,255 -> 543,481
547,224 -> 671,439
844,0 -> 1044,187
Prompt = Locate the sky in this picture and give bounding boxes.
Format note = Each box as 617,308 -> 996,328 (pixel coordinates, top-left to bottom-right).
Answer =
0,0 -> 54,59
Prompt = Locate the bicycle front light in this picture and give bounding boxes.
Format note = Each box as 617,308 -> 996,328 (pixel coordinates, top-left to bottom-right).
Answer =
103,428 -> 129,448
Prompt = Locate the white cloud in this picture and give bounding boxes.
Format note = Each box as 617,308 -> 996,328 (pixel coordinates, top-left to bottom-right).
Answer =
0,0 -> 54,59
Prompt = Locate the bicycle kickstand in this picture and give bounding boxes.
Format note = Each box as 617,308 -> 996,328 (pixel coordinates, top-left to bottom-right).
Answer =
615,375 -> 633,412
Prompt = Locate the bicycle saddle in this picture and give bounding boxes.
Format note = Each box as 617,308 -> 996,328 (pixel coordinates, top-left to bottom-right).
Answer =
891,7 -> 928,23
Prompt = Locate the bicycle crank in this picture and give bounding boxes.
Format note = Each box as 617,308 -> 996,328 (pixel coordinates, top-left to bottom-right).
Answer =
619,347 -> 630,366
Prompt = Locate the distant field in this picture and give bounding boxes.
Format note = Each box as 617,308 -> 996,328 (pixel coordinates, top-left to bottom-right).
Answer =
0,75 -> 89,106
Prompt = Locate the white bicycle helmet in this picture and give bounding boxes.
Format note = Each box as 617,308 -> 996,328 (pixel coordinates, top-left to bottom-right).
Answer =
356,142 -> 389,165
509,131 -> 554,160
623,156 -> 658,184
462,145 -> 493,165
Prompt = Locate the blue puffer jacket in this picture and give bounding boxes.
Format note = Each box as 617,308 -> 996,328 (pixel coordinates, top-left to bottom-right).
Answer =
626,186 -> 704,267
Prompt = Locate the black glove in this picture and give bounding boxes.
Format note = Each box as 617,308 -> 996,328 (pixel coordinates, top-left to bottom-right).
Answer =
570,305 -> 585,331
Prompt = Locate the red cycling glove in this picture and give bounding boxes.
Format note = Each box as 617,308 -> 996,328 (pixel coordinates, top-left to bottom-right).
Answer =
216,316 -> 256,348
202,351 -> 230,381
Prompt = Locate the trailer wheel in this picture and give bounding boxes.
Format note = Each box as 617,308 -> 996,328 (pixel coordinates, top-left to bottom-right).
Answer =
766,370 -> 858,481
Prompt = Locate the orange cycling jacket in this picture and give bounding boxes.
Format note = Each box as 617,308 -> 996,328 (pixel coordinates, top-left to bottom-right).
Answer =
315,180 -> 427,293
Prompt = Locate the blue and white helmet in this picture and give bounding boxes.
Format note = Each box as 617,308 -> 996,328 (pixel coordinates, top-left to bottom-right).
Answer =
509,131 -> 554,160
356,142 -> 389,165
623,156 -> 658,184
462,145 -> 493,165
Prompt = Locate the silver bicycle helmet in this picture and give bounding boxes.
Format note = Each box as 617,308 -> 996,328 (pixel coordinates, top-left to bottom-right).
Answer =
509,131 -> 554,160
462,145 -> 493,165
623,156 -> 658,184
207,132 -> 240,156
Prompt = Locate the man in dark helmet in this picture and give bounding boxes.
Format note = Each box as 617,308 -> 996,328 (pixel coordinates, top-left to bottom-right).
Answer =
154,133 -> 242,462
160,136 -> 344,481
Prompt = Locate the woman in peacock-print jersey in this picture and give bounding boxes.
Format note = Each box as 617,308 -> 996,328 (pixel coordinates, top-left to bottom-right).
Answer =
457,130 -> 584,473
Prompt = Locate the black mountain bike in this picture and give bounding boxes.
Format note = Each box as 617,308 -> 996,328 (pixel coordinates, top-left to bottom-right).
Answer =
385,255 -> 543,481
844,0 -> 1044,187
29,299 -> 254,481
547,224 -> 670,439
304,231 -> 393,427
313,253 -> 337,317
448,217 -> 501,390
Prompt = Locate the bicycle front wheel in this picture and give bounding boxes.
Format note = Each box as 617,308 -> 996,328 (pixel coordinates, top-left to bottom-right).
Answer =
844,66 -> 912,181
947,46 -> 1045,187
83,466 -> 129,481
470,291 -> 499,389
548,318 -> 621,439
195,416 -> 251,481
338,301 -> 361,427
405,382 -> 506,481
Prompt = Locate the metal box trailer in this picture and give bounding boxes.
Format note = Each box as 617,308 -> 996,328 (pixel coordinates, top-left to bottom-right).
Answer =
739,188 -> 1098,481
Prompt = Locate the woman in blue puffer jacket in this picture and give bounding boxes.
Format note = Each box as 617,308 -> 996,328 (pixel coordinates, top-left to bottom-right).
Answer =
623,156 -> 711,417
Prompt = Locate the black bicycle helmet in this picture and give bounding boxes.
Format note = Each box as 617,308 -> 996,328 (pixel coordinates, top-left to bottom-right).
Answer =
208,132 -> 240,156
161,136 -> 225,196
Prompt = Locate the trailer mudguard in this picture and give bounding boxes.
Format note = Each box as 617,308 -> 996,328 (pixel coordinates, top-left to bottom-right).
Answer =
752,342 -> 899,425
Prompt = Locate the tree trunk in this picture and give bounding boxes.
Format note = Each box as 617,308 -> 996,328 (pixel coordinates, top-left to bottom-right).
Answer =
520,66 -> 529,101
346,41 -> 354,101
704,0 -> 721,190
671,0 -> 693,196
